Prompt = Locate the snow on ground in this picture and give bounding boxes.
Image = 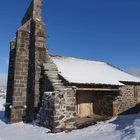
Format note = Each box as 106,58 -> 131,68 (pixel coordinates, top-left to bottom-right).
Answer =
0,88 -> 140,140
0,88 -> 6,120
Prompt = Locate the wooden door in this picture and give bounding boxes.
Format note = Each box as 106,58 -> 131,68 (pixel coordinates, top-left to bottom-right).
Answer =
76,92 -> 93,118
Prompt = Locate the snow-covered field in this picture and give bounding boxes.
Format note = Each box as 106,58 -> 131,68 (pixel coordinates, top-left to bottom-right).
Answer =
0,88 -> 140,140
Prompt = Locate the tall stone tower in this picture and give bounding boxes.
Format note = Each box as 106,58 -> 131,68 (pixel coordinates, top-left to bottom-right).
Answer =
5,0 -> 48,123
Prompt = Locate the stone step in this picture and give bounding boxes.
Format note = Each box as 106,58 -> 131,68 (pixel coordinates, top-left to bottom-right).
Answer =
46,71 -> 58,75
53,83 -> 64,87
47,73 -> 58,77
43,64 -> 57,70
45,72 -> 58,76
46,75 -> 58,79
46,62 -> 55,65
51,79 -> 62,83
44,67 -> 57,71
46,59 -> 54,63
48,76 -> 59,81
44,64 -> 56,68
44,71 -> 57,75
45,62 -> 56,66
54,85 -> 65,89
48,77 -> 58,81
53,82 -> 63,85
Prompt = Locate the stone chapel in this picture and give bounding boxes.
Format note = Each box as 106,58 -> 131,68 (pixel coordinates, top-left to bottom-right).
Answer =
5,0 -> 140,133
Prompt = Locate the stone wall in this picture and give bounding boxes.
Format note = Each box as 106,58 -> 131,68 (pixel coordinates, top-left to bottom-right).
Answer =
5,0 -> 48,123
25,19 -> 48,122
9,30 -> 30,122
38,81 -> 140,132
22,0 -> 42,25
5,39 -> 16,120
38,57 -> 77,132
113,85 -> 140,115
38,88 -> 76,133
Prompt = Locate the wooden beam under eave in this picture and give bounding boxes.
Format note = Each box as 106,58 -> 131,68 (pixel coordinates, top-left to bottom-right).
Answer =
77,88 -> 119,92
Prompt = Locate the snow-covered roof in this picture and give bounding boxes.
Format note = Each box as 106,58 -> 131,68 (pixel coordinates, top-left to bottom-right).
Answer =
51,55 -> 140,86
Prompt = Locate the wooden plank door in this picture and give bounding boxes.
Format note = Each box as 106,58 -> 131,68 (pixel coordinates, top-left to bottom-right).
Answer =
76,92 -> 93,118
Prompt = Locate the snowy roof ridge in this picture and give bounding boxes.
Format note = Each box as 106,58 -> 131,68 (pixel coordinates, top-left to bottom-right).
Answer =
50,54 -> 107,65
50,55 -> 140,86
50,55 -> 137,77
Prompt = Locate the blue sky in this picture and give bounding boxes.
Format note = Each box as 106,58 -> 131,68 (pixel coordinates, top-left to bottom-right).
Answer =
0,0 -> 140,86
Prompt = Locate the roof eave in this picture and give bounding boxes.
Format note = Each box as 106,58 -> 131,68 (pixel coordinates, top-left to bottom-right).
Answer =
120,81 -> 140,85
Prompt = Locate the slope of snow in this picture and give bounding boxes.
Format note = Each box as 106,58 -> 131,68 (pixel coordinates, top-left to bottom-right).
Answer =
51,56 -> 140,85
0,88 -> 6,119
0,88 -> 140,140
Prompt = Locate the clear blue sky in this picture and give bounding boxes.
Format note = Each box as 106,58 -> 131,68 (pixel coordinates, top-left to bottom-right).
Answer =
0,0 -> 140,76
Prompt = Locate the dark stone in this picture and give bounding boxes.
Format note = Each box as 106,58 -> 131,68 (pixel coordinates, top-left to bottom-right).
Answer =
59,115 -> 65,120
5,0 -> 47,123
66,106 -> 75,111
64,118 -> 75,123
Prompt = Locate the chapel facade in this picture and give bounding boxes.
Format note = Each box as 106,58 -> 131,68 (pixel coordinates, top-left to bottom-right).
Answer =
5,0 -> 140,133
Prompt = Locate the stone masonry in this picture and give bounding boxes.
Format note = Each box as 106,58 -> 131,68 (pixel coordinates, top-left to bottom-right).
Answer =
38,56 -> 77,132
5,0 -> 48,122
113,85 -> 140,115
5,0 -> 140,133
38,89 -> 76,133
5,0 -> 77,132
